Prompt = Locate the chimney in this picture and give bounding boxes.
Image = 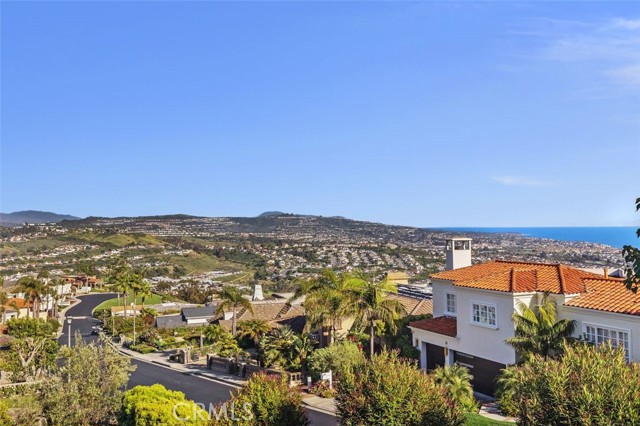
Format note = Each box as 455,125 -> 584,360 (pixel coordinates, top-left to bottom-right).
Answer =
603,267 -> 609,279
252,283 -> 264,301
445,238 -> 472,270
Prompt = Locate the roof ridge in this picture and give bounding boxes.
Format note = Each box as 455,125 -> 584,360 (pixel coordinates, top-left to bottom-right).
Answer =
495,259 -> 562,267
410,299 -> 425,315
557,264 -> 566,294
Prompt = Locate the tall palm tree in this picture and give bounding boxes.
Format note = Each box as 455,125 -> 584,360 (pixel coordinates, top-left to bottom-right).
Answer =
107,263 -> 133,317
353,275 -> 405,357
238,319 -> 272,362
128,271 -> 150,313
49,277 -> 65,318
138,280 -> 152,311
0,291 -> 8,324
294,270 -> 363,346
215,287 -> 254,336
506,293 -> 576,360
17,276 -> 45,318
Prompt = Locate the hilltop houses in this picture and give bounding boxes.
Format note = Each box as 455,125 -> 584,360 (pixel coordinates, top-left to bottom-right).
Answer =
409,238 -> 640,395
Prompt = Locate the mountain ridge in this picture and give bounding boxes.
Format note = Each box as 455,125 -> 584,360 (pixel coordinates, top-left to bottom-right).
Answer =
0,210 -> 81,226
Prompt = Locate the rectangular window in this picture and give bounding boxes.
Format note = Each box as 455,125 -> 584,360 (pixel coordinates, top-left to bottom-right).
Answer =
445,293 -> 456,316
584,324 -> 630,360
471,302 -> 497,327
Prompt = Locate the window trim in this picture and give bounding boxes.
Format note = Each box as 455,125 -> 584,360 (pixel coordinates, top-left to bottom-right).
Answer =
444,291 -> 457,317
470,300 -> 498,329
582,322 -> 631,361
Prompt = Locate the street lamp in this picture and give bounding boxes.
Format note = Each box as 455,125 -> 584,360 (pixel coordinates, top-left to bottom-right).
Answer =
66,316 -> 73,347
131,302 -> 136,346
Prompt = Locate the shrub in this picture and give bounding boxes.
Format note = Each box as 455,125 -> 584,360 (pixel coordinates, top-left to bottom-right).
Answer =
119,384 -> 209,426
129,344 -> 156,354
42,336 -> 135,426
309,380 -> 336,399
432,364 -> 478,412
211,373 -> 309,426
306,340 -> 365,380
501,342 -> 640,426
6,318 -> 59,338
0,400 -> 13,426
387,314 -> 431,360
336,350 -> 465,426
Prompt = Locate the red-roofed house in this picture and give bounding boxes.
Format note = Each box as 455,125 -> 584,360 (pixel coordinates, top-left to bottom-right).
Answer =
409,238 -> 639,396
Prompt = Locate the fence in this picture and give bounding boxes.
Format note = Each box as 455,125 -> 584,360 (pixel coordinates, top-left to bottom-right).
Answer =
207,354 -> 303,387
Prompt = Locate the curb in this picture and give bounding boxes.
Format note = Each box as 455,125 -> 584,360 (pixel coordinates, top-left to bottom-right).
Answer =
111,342 -> 244,389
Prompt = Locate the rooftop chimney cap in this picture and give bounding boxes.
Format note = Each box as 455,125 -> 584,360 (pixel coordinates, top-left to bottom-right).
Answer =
252,283 -> 264,301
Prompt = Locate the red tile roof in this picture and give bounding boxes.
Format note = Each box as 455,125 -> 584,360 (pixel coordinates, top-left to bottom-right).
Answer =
409,316 -> 457,337
564,278 -> 640,315
431,260 -> 604,294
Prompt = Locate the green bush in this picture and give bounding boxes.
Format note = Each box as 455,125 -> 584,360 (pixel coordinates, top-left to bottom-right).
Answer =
6,318 -> 59,338
129,344 -> 156,354
387,314 -> 431,360
306,340 -> 365,380
432,364 -> 478,412
119,384 -> 209,426
336,350 -> 465,426
500,342 -> 640,425
309,380 -> 336,399
211,373 -> 309,426
0,399 -> 13,426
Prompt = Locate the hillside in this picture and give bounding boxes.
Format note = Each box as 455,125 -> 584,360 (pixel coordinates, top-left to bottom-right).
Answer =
59,213 -> 431,244
0,210 -> 80,226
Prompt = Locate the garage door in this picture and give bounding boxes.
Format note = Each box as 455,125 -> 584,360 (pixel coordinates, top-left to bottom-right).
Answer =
454,351 -> 505,396
426,343 -> 445,371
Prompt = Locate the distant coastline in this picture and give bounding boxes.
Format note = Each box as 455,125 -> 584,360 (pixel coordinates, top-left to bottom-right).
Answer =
434,227 -> 639,249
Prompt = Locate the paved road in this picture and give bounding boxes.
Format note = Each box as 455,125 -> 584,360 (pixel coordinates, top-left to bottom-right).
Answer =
60,294 -> 337,426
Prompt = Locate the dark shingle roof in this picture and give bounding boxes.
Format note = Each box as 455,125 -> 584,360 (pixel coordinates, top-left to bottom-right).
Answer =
182,305 -> 216,319
155,314 -> 187,329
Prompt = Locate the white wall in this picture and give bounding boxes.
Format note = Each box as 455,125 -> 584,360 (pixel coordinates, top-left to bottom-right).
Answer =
429,279 -> 521,365
560,306 -> 640,362
186,318 -> 209,325
419,279 -> 640,368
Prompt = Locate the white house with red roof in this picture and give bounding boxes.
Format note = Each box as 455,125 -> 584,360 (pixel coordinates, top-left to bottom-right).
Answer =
409,238 -> 640,395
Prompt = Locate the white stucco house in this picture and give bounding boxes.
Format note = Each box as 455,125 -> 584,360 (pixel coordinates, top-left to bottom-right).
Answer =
409,238 -> 640,395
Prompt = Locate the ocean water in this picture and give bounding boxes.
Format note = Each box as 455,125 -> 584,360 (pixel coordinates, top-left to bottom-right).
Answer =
434,227 -> 639,249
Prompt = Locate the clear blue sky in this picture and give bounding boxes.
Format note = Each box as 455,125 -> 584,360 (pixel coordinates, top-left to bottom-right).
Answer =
2,1 -> 639,227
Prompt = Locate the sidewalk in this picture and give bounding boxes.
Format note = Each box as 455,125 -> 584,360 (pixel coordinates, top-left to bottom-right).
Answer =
114,343 -> 247,387
301,395 -> 337,415
113,342 -> 339,415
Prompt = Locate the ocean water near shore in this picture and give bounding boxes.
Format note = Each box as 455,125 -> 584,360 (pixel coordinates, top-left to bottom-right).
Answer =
435,227 -> 639,249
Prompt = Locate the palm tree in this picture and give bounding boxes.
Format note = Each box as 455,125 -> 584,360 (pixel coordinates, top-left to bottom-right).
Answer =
0,291 -> 8,323
107,263 -> 132,317
295,270 -> 363,346
49,277 -> 66,318
506,293 -> 576,360
204,324 -> 239,357
433,364 -> 478,412
353,275 -> 405,357
138,280 -> 152,311
238,319 -> 272,363
261,326 -> 298,369
129,271 -> 150,313
238,319 -> 272,347
215,287 -> 254,336
18,276 -> 45,318
8,300 -> 20,318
